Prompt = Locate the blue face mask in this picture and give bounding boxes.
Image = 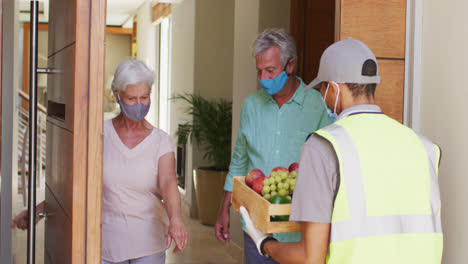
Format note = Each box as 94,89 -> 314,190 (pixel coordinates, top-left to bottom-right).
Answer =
325,106 -> 337,122
322,82 -> 340,122
118,95 -> 151,122
259,61 -> 290,95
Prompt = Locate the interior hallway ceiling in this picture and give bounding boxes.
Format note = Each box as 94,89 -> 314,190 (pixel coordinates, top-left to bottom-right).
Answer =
18,0 -> 147,26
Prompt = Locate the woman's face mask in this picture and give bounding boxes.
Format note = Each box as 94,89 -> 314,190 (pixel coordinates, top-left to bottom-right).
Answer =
118,94 -> 151,122
322,81 -> 340,122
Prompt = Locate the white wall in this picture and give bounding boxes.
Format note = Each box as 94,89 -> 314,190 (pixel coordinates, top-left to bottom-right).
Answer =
419,0 -> 468,263
136,2 -> 158,126
170,0 -> 196,205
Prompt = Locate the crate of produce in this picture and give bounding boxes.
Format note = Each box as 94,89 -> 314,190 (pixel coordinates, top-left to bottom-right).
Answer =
231,176 -> 300,234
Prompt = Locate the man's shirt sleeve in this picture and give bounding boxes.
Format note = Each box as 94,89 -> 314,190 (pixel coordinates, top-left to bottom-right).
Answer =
290,135 -> 338,223
224,101 -> 250,192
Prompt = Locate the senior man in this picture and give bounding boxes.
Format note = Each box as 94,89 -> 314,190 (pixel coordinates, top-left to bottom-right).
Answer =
241,38 -> 443,264
215,28 -> 331,264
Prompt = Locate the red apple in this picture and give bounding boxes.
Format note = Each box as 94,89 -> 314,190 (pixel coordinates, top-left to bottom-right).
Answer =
288,162 -> 299,173
245,168 -> 265,187
271,166 -> 288,173
270,166 -> 288,178
252,176 -> 266,195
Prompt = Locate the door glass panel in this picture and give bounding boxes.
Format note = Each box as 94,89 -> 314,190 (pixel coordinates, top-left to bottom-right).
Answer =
10,21 -> 48,264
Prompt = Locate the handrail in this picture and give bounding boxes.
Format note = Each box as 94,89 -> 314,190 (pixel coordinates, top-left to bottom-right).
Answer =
18,89 -> 47,114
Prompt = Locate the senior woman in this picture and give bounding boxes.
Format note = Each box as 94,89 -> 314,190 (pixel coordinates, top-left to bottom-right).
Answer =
102,59 -> 188,264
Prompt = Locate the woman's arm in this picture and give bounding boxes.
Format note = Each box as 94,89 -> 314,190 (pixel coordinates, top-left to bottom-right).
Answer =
157,152 -> 188,252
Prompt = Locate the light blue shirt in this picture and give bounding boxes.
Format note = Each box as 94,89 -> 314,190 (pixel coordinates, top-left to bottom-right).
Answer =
225,77 -> 331,242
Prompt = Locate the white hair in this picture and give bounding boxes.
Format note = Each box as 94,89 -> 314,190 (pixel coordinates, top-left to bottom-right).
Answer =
111,60 -> 154,94
252,28 -> 297,68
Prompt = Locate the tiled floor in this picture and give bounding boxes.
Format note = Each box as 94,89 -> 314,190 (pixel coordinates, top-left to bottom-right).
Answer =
12,190 -> 243,264
166,211 -> 242,264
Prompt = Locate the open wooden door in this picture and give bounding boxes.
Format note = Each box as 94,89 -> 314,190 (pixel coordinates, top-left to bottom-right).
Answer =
291,0 -> 407,123
44,0 -> 105,263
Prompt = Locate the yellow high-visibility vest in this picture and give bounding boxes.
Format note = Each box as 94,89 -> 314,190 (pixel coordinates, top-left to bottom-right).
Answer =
314,112 -> 443,264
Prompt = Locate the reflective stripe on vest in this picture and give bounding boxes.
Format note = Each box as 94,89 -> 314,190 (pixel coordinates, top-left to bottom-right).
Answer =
314,114 -> 442,244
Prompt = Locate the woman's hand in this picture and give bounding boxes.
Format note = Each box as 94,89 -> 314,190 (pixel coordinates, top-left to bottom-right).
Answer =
12,201 -> 45,230
12,209 -> 29,230
158,152 -> 188,253
166,217 -> 188,253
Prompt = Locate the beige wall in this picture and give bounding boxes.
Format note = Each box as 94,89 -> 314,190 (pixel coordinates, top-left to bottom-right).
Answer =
420,0 -> 468,262
105,34 -> 131,86
169,0 -> 291,253
259,0 -> 290,32
192,0 -> 235,168
104,33 -> 131,115
230,0 -> 291,252
194,0 -> 235,101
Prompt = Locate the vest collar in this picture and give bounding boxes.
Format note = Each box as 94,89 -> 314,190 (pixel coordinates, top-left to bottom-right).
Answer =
337,104 -> 382,121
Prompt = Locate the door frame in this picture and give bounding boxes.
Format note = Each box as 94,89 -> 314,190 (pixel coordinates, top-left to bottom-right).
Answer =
403,0 -> 423,131
0,0 -> 105,262
1,0 -> 16,261
85,0 -> 106,261
71,0 -> 106,262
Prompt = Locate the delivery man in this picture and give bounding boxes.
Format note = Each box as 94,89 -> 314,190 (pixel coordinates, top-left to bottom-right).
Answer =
240,38 -> 443,264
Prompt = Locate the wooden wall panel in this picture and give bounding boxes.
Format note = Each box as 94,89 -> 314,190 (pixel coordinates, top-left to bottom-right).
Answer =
46,45 -> 75,131
44,186 -> 72,264
48,0 -> 76,55
45,123 -> 73,218
290,0 -> 335,84
375,59 -> 405,122
340,0 -> 406,59
302,1 -> 336,84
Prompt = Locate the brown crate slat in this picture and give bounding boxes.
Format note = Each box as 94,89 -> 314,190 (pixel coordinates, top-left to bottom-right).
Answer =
231,176 -> 300,233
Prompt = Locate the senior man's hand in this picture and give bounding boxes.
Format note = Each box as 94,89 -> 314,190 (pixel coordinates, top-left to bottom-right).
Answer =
239,206 -> 270,255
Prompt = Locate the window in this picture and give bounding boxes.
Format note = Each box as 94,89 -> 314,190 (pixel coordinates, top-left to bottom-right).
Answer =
158,17 -> 171,133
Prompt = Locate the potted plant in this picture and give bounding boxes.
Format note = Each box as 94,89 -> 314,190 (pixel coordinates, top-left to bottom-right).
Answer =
173,93 -> 232,225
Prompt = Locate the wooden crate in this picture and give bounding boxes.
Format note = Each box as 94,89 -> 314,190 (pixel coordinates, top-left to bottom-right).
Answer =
231,176 -> 300,233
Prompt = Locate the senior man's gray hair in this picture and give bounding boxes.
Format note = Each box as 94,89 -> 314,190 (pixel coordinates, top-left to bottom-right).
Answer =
111,59 -> 154,94
252,28 -> 297,68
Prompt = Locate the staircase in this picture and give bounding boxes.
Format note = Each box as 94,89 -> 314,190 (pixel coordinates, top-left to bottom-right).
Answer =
17,90 -> 47,206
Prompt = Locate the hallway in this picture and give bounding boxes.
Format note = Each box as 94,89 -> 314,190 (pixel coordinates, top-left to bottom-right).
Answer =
166,208 -> 242,264
13,191 -> 243,264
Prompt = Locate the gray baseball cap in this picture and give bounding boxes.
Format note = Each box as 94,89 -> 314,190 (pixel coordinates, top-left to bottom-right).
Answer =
304,37 -> 380,92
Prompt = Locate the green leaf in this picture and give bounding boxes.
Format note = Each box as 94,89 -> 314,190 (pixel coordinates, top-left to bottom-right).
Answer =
171,93 -> 232,170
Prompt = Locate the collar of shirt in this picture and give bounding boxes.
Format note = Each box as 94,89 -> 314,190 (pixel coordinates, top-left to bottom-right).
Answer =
337,104 -> 382,121
258,76 -> 306,106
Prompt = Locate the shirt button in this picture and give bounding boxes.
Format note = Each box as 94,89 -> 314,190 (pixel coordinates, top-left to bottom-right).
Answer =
276,150 -> 279,154
277,131 -> 280,135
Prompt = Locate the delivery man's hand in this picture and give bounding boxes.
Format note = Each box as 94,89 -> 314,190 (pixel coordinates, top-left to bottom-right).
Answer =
240,206 -> 269,255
